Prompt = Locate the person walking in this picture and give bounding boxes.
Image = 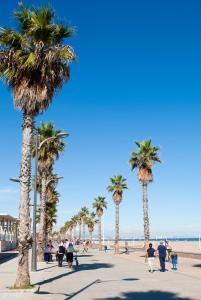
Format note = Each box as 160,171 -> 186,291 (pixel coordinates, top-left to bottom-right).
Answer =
44,243 -> 50,264
48,240 -> 54,262
66,242 -> 75,268
58,241 -> 65,267
64,239 -> 69,262
146,243 -> 156,273
157,241 -> 167,272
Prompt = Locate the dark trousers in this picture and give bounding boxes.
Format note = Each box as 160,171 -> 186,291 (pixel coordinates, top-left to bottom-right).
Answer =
159,256 -> 166,271
58,254 -> 64,267
44,252 -> 49,262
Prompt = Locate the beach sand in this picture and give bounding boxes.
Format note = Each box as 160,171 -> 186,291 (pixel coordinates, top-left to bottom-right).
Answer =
102,240 -> 201,254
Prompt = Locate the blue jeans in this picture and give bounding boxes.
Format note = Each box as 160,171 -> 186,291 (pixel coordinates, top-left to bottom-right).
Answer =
159,256 -> 166,271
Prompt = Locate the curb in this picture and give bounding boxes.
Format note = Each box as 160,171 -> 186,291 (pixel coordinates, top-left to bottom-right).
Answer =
0,285 -> 40,293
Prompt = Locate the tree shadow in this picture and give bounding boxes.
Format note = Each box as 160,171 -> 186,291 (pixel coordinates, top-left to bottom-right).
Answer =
37,265 -> 57,271
77,254 -> 93,257
96,278 -> 139,284
95,291 -> 193,300
193,264 -> 201,268
37,279 -> 100,299
35,262 -> 113,286
0,252 -> 18,264
76,262 -> 113,271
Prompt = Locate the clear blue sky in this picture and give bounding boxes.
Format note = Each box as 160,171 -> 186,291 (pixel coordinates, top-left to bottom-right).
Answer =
0,0 -> 201,238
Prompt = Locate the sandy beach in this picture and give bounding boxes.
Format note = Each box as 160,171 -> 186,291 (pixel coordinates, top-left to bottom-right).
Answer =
100,240 -> 201,254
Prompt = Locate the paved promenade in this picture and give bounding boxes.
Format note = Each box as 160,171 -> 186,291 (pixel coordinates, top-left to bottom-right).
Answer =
0,249 -> 201,299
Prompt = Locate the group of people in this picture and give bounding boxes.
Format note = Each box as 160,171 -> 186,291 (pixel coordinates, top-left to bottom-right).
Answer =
146,241 -> 178,273
44,239 -> 91,268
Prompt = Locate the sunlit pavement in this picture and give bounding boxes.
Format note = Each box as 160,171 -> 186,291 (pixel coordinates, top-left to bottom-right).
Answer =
0,248 -> 201,299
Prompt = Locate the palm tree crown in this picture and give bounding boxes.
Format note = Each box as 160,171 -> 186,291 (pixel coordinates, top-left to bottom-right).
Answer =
107,175 -> 128,204
93,197 -> 107,217
0,3 -> 75,115
80,206 -> 90,221
33,122 -> 66,173
129,139 -> 161,183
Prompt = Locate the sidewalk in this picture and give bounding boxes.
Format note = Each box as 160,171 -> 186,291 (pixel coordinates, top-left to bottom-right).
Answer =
0,249 -> 201,299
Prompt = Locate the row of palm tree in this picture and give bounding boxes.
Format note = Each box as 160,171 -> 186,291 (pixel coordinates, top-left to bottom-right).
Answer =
0,3 -> 75,287
60,208 -> 98,243
61,139 -> 161,254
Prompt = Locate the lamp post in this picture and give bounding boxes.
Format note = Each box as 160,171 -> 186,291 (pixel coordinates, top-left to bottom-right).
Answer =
32,130 -> 68,270
10,130 -> 68,272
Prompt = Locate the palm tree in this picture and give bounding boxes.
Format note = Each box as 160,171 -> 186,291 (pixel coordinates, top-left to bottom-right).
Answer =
86,212 -> 97,243
71,215 -> 79,237
36,173 -> 60,240
93,197 -> 107,250
107,175 -> 128,254
45,182 -> 60,238
129,139 -> 161,247
77,212 -> 82,240
33,122 -> 66,261
80,207 -> 89,240
0,3 -> 75,287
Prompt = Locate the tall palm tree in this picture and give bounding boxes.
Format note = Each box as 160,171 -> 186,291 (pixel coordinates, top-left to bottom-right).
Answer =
45,182 -> 60,238
129,139 -> 161,247
86,212 -> 97,243
77,212 -> 82,240
33,122 -> 66,261
93,197 -> 107,250
107,175 -> 128,254
0,3 -> 75,287
36,174 -> 60,240
80,207 -> 89,240
71,215 -> 79,237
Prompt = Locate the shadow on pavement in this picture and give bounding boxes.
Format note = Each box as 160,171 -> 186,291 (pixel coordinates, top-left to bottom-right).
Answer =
96,278 -> 139,284
77,254 -> 93,257
0,252 -> 18,264
193,264 -> 201,268
35,262 -> 113,286
95,291 -> 193,300
37,264 -> 58,271
76,262 -> 113,271
38,279 -> 100,299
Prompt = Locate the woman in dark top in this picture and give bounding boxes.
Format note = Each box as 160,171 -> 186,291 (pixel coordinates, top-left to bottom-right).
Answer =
146,243 -> 156,273
58,242 -> 65,267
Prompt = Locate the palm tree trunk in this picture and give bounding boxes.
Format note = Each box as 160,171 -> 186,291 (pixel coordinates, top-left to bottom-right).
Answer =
83,222 -> 86,240
98,216 -> 102,251
14,114 -> 33,288
79,223 -> 81,240
90,231 -> 92,244
142,182 -> 150,248
38,174 -> 46,261
115,203 -> 120,254
73,226 -> 76,237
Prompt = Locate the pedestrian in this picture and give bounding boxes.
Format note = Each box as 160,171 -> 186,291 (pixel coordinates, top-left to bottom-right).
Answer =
104,245 -> 107,253
58,241 -> 65,267
48,240 -> 54,262
146,243 -> 156,273
82,240 -> 88,253
66,242 -> 75,268
171,252 -> 178,270
44,243 -> 50,263
64,239 -> 69,262
166,242 -> 172,262
157,241 -> 167,272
